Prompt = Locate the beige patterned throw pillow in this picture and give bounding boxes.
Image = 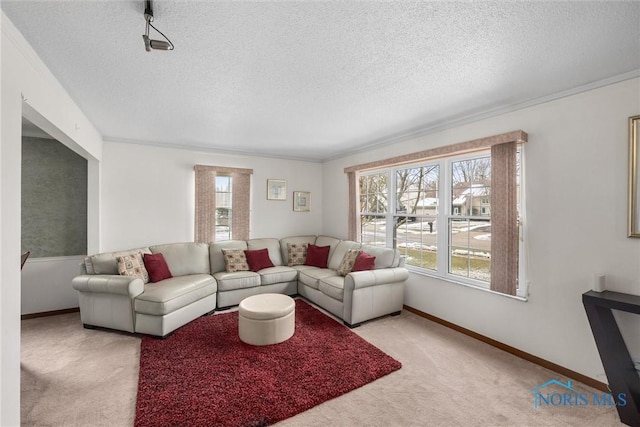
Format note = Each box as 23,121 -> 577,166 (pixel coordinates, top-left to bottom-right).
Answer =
222,249 -> 250,272
337,249 -> 361,276
116,252 -> 149,283
287,243 -> 308,266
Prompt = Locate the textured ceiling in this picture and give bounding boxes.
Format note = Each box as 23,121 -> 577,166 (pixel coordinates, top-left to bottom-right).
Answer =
3,1 -> 640,161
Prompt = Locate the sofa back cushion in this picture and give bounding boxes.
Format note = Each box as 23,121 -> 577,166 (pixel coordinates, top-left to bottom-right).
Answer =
210,241 -> 248,273
88,247 -> 151,275
359,244 -> 401,269
150,243 -> 210,276
280,235 -> 317,266
328,240 -> 361,270
247,238 -> 283,266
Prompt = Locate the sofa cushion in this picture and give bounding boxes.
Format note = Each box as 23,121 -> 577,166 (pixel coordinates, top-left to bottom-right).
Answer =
210,241 -> 248,274
359,244 -> 399,269
259,266 -> 298,285
247,238 -> 283,266
134,274 -> 216,316
222,249 -> 250,272
352,251 -> 376,271
245,248 -> 275,272
319,276 -> 345,302
336,248 -> 361,276
116,252 -> 149,283
143,253 -> 173,283
89,247 -> 151,275
298,267 -> 338,290
213,271 -> 260,292
149,243 -> 210,276
328,240 -> 361,270
304,244 -> 330,268
280,235 -> 316,265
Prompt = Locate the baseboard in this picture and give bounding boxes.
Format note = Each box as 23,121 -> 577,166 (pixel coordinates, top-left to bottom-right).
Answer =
403,304 -> 609,393
21,307 -> 79,320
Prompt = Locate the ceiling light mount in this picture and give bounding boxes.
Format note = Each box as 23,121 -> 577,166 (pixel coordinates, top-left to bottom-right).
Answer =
142,0 -> 174,52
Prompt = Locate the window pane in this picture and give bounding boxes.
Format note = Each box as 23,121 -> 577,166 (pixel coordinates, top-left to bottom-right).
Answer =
396,165 -> 439,215
215,176 -> 232,241
448,218 -> 491,282
360,214 -> 387,246
451,156 -> 490,217
395,216 -> 437,270
359,173 -> 388,214
394,164 -> 439,269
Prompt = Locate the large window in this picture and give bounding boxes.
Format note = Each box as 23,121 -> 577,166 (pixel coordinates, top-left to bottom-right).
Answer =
349,131 -> 526,298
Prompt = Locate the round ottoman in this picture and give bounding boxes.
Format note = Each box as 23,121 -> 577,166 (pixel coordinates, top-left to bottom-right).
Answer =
238,294 -> 295,346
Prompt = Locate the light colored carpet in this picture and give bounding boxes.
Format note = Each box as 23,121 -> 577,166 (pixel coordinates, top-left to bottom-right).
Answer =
21,304 -> 623,426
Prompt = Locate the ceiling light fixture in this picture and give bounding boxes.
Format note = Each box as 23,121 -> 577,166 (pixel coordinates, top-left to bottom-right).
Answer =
142,0 -> 174,52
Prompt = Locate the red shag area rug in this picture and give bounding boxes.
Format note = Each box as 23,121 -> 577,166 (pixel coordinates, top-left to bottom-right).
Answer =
134,299 -> 401,427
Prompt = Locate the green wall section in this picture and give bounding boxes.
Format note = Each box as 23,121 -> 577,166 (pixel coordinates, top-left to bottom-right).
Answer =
21,136 -> 87,258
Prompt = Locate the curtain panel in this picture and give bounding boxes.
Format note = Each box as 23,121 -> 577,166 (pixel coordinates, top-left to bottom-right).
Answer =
490,141 -> 519,296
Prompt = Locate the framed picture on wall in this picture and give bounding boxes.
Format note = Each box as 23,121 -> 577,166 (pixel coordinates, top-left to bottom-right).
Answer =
267,179 -> 287,200
293,191 -> 311,212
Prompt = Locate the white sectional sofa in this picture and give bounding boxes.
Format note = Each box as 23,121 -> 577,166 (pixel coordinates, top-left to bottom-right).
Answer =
72,235 -> 408,337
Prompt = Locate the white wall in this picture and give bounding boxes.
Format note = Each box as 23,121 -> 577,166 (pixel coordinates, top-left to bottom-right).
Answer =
100,141 -> 324,251
0,13 -> 103,425
323,77 -> 640,382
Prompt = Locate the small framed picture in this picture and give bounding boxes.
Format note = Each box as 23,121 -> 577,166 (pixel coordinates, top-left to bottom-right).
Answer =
293,191 -> 311,212
267,179 -> 287,200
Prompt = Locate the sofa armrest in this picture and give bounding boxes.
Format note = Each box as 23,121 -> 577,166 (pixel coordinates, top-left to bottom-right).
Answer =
344,268 -> 409,291
72,275 -> 145,298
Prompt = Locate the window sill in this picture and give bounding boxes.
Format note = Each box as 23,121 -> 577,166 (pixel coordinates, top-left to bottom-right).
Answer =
406,266 -> 528,302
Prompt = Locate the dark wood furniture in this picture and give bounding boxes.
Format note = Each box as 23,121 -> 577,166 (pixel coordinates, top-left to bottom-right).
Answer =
20,251 -> 30,270
582,290 -> 640,426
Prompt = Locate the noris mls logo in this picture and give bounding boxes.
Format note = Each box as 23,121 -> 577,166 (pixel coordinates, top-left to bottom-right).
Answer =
532,379 -> 627,409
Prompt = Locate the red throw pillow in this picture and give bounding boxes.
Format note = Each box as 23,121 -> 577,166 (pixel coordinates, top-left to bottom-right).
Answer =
304,244 -> 330,268
352,251 -> 376,271
143,253 -> 173,283
244,248 -> 275,272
